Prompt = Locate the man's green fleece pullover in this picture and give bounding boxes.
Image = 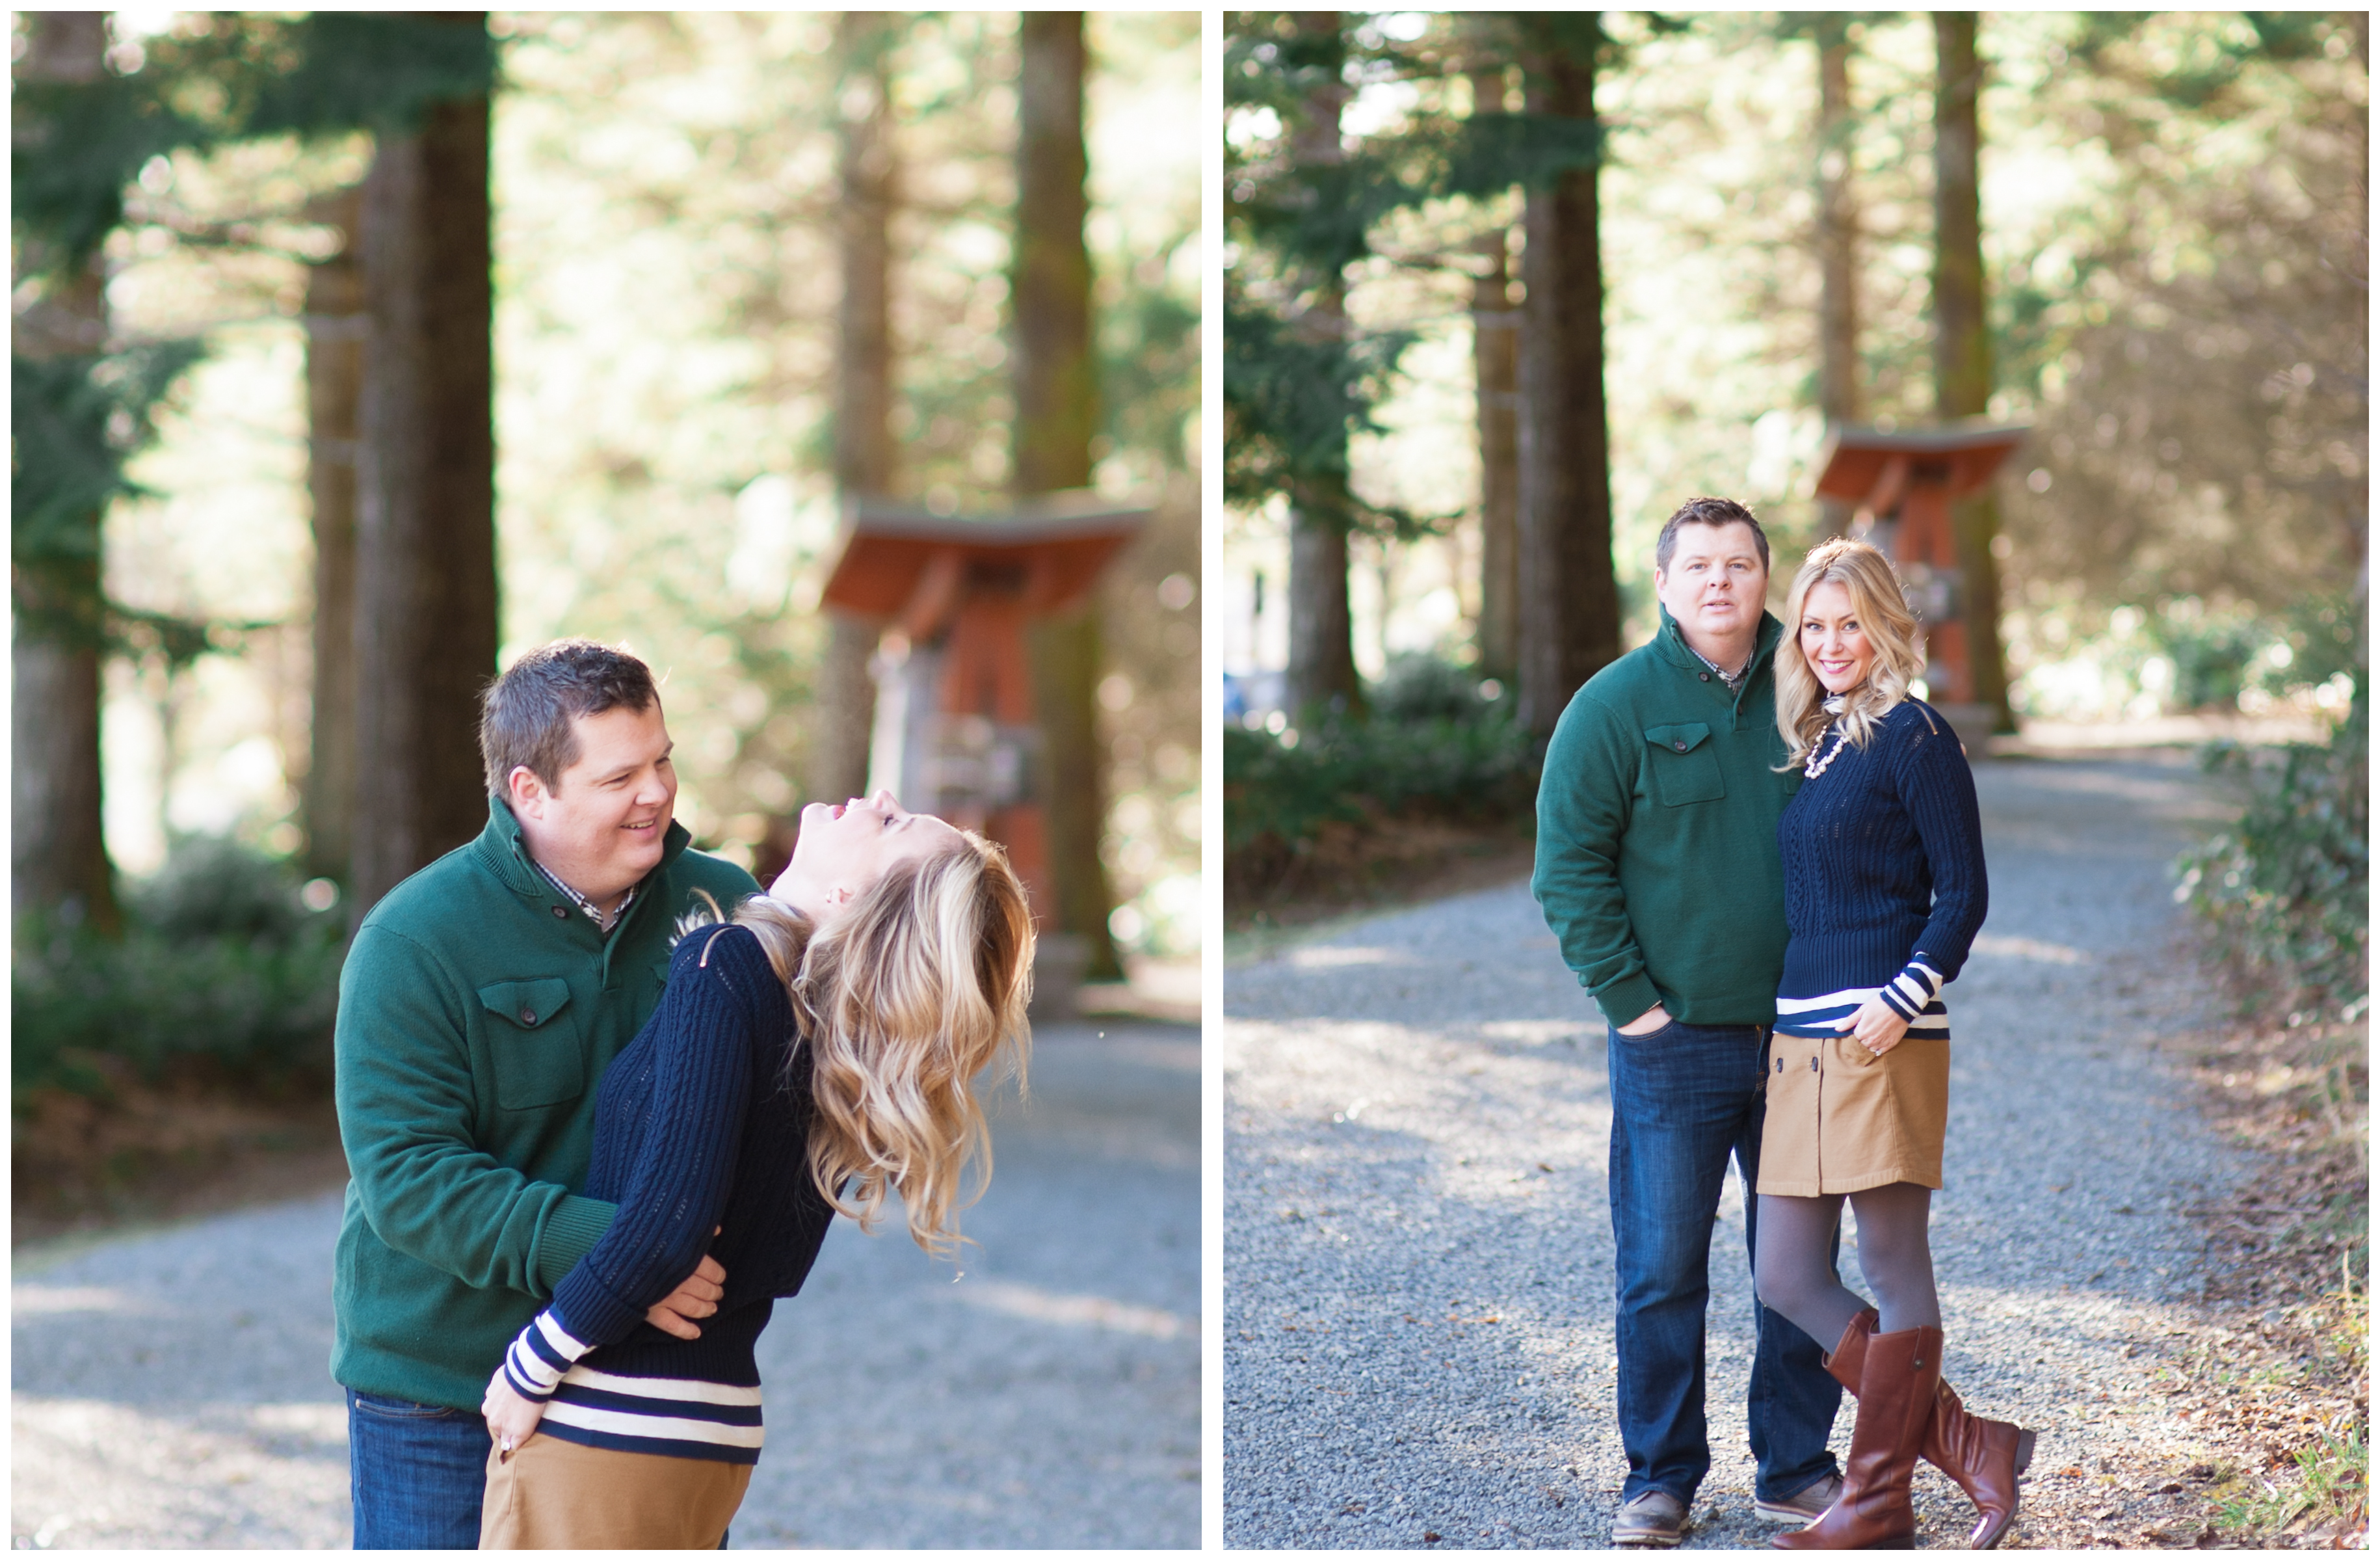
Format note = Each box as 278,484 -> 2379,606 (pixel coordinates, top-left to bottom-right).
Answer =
331,798 -> 758,1411
1532,606 -> 1802,1030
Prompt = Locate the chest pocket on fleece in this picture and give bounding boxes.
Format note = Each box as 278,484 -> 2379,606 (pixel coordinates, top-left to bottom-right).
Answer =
479,979 -> 582,1110
1644,723 -> 1725,806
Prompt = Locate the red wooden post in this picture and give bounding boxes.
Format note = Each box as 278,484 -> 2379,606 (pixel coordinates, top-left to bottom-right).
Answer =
1812,424 -> 2025,706
817,493 -> 1146,927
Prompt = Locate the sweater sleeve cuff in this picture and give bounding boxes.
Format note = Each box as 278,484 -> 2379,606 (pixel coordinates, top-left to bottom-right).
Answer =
501,1309 -> 594,1401
1593,974 -> 1665,1032
532,1195 -> 617,1294
1878,958 -> 1944,1021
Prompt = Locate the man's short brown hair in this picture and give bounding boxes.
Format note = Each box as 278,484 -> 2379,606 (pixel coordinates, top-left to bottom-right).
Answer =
479,640 -> 660,799
1655,496 -> 1771,574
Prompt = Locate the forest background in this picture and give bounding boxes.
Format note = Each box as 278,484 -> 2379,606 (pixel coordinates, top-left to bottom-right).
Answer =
14,10 -> 1199,1214
1223,9 -> 2364,913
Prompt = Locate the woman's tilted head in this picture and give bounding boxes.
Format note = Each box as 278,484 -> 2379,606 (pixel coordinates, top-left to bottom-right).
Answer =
768,788 -> 965,923
730,805 -> 1033,1260
1774,538 -> 1927,768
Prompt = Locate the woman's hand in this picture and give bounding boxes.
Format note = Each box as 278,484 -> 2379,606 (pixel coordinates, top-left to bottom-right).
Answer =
1834,994 -> 1911,1057
482,1365 -> 547,1458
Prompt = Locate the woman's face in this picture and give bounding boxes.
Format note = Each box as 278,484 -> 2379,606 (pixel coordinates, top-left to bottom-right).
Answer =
771,789 -> 962,924
1799,580 -> 1877,695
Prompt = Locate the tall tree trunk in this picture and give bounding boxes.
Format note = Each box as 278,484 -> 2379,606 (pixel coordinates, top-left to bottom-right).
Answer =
1286,513 -> 1358,714
1816,15 -> 1861,540
350,29 -> 499,924
1515,14 -> 1620,740
1014,10 -> 1123,980
812,10 -> 899,814
11,10 -> 120,935
1931,12 -> 2012,730
1283,10 -> 1363,718
1470,70 -> 1522,684
304,184 -> 365,885
1014,11 -> 1098,492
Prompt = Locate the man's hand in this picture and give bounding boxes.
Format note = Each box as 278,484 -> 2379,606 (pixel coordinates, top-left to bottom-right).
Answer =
1617,1004 -> 1673,1036
1835,995 -> 1911,1058
645,1243 -> 726,1341
483,1365 -> 546,1456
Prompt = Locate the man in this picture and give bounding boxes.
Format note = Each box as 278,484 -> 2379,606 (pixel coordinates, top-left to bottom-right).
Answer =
1533,498 -> 1844,1547
333,640 -> 761,1548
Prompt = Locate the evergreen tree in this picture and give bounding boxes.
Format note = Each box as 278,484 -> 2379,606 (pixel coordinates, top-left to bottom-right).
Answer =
1225,10 -> 1607,721
12,12 -> 501,924
813,12 -> 900,817
13,12 -> 124,935
348,12 -> 500,921
302,184 -> 364,887
1015,10 -> 1125,980
1931,12 -> 2014,730
1812,13 -> 1862,540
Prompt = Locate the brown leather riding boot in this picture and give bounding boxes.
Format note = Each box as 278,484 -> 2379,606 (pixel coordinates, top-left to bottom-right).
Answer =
1827,1311 -> 2036,1550
1773,1324 -> 1941,1550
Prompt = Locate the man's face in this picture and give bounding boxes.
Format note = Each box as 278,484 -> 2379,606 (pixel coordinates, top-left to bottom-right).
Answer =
1654,522 -> 1769,651
509,702 -> 678,903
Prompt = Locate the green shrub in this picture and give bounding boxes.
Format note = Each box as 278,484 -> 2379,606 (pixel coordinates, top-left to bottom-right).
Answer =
2178,683 -> 2368,1013
1369,652 -> 1509,725
14,836 -> 345,1105
1225,706 -> 1538,896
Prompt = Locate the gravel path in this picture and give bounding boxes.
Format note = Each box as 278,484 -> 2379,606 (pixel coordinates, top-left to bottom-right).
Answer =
12,1021 -> 1199,1550
1224,751 -> 2252,1549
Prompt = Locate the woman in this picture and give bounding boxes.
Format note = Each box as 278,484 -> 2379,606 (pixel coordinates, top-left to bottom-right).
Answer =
475,790 -> 1033,1549
1754,539 -> 2033,1551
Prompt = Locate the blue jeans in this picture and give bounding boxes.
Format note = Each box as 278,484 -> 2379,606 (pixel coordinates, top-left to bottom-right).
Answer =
1606,1019 -> 1843,1506
347,1390 -> 490,1549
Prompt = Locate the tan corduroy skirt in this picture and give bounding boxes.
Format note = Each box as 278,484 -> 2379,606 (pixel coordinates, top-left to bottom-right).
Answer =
1757,1030 -> 1949,1196
480,1433 -> 752,1550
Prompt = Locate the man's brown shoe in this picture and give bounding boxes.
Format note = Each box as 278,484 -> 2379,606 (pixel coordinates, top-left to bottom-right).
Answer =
1613,1489 -> 1691,1548
1754,1474 -> 1843,1525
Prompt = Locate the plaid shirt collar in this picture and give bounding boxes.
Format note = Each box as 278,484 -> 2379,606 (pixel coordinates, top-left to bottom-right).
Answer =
533,857 -> 634,934
1689,641 -> 1752,692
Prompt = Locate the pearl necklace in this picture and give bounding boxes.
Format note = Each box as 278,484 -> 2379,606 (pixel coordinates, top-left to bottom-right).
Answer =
1803,695 -> 1852,779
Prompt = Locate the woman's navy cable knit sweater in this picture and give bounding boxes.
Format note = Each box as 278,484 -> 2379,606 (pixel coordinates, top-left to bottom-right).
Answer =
1773,699 -> 1989,1041
499,921 -> 834,1464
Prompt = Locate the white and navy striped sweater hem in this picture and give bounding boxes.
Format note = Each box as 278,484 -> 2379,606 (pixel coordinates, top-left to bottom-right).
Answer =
504,1308 -> 765,1463
1774,956 -> 1950,1039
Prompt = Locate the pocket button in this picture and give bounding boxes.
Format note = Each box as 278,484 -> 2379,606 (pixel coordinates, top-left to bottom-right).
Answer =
520,1007 -> 536,1025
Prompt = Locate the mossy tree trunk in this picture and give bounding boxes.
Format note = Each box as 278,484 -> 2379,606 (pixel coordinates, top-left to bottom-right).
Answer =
813,10 -> 901,814
12,10 -> 121,937
1015,10 -> 1123,980
304,184 -> 365,887
1283,10 -> 1364,720
350,17 -> 499,924
1933,12 -> 2013,729
1470,66 -> 1522,684
1515,13 -> 1620,740
1816,14 -> 1861,541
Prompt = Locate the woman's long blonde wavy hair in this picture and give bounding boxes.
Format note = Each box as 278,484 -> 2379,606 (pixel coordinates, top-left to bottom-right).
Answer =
1774,537 -> 1928,769
698,831 -> 1033,1261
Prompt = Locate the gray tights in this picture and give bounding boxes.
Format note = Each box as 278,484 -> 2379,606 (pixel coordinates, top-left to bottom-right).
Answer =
1754,1183 -> 1942,1346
